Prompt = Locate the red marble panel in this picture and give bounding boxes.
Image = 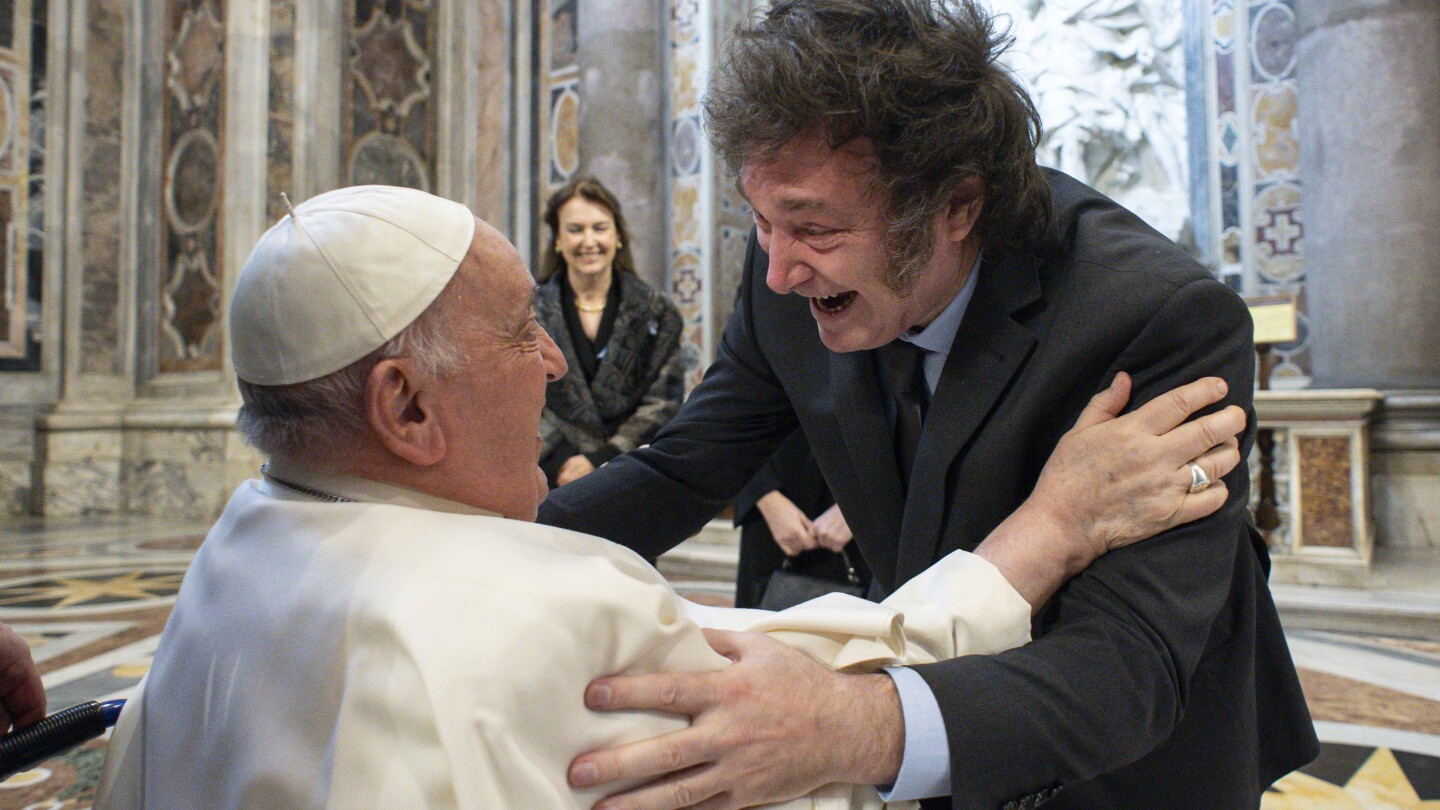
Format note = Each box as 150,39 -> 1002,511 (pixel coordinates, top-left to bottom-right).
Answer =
1298,435 -> 1354,549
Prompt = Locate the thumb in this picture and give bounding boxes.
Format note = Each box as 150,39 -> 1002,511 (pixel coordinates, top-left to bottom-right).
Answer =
1072,371 -> 1132,431
701,628 -> 747,660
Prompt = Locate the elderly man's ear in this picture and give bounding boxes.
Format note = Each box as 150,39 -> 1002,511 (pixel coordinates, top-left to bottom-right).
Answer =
365,358 -> 446,467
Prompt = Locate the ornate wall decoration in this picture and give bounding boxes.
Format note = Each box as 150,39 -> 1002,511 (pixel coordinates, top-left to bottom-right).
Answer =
667,0 -> 714,387
541,0 -> 580,201
158,0 -> 226,374
989,0 -> 1192,245
1202,0 -> 1309,384
344,0 -> 437,192
0,0 -> 35,363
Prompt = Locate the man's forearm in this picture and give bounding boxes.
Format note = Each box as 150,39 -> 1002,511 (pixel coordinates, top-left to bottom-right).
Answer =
973,502 -> 1094,612
833,673 -> 906,786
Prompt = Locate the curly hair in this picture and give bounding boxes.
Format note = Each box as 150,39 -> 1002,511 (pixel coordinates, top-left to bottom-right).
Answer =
538,177 -> 640,282
704,0 -> 1052,289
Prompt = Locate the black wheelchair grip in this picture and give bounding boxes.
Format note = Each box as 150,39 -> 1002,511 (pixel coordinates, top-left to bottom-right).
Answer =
0,701 -> 106,780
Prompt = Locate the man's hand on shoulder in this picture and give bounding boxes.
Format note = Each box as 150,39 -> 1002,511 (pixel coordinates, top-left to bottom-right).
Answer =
569,629 -> 903,810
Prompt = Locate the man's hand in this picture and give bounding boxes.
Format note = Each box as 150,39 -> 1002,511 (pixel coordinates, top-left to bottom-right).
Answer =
0,623 -> 44,732
755,491 -> 816,556
809,504 -> 853,553
558,454 -> 598,486
1042,372 -> 1244,555
569,630 -> 902,810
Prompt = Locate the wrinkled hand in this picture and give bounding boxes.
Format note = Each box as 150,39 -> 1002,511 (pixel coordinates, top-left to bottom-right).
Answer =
809,504 -> 853,553
558,455 -> 598,486
570,630 -> 902,810
756,491 -> 816,556
0,623 -> 44,732
1024,372 -> 1245,563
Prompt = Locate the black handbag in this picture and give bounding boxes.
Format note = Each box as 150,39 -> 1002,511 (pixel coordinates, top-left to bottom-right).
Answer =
757,545 -> 865,611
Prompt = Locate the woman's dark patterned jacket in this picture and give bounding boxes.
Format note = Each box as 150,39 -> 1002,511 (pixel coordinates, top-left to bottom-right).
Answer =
536,272 -> 686,467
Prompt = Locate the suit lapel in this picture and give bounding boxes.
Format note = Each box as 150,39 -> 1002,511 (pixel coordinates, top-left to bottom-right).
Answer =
829,348 -> 905,591
896,254 -> 1043,583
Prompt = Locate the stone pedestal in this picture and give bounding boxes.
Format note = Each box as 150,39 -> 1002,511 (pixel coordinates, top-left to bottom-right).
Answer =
33,404 -> 263,522
1370,391 -> 1440,549
1256,389 -> 1383,587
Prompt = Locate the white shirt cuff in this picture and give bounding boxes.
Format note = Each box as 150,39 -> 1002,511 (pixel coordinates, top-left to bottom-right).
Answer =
877,665 -> 951,801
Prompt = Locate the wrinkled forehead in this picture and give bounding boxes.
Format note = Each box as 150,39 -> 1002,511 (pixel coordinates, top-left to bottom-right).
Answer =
458,219 -> 535,318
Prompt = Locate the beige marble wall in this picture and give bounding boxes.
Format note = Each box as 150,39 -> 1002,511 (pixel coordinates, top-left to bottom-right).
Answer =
474,0 -> 507,226
78,0 -> 127,377
1372,450 -> 1440,549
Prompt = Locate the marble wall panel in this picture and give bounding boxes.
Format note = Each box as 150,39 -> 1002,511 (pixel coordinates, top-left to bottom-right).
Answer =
38,458 -> 122,516
79,0 -> 126,376
0,459 -> 29,515
345,1 -> 437,192
667,0 -> 711,388
158,0 -> 226,374
1204,0 -> 1310,384
1297,435 -> 1354,549
0,0 -> 32,360
266,0 -> 295,224
0,0 -> 47,373
474,0 -> 506,226
1372,450 -> 1440,549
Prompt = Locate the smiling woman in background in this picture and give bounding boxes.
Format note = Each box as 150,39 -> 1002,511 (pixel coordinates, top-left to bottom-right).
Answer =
535,177 -> 685,489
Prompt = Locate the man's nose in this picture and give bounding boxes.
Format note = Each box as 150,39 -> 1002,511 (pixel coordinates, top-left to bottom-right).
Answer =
539,326 -> 567,381
765,235 -> 812,294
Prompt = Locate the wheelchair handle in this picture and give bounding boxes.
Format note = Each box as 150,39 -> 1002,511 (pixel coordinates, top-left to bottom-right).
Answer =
0,699 -> 126,781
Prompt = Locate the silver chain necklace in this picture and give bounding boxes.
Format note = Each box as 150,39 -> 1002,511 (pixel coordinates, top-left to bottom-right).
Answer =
260,463 -> 354,503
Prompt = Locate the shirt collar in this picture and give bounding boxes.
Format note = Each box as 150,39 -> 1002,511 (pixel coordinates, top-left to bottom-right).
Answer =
263,456 -> 501,517
898,253 -> 982,355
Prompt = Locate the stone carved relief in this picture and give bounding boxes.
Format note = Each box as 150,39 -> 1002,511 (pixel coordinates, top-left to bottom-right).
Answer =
988,0 -> 1191,243
159,0 -> 226,373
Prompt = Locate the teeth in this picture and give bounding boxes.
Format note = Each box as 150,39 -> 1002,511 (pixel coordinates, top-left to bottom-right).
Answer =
814,292 -> 856,314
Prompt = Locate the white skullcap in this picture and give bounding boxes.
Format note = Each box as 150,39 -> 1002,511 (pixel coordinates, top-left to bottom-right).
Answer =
231,185 -> 477,386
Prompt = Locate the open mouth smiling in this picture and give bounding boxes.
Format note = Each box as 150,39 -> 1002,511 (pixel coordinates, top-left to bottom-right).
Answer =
812,291 -> 857,315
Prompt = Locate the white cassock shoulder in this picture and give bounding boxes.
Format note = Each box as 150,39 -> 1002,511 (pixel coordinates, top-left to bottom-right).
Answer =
323,513 -> 729,809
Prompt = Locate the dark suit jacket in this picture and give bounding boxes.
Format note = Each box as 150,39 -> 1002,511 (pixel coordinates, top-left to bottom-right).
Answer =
536,272 -> 686,478
539,171 -> 1318,809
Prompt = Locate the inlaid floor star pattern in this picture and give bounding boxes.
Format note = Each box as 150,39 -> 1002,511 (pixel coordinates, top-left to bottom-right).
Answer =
0,517 -> 1433,809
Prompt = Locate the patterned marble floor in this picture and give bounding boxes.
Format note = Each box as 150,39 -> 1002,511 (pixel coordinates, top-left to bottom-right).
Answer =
0,518 -> 1436,809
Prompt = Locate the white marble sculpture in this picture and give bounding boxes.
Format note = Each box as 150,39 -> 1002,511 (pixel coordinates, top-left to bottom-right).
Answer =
986,0 -> 1191,244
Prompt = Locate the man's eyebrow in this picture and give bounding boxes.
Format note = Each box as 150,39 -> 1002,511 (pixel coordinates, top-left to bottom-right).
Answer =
733,183 -> 833,216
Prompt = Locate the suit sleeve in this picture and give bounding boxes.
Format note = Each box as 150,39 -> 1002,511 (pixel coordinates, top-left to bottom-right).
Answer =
911,277 -> 1258,809
537,236 -> 800,559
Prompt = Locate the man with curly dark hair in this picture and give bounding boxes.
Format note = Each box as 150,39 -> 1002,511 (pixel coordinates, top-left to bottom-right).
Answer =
541,1 -> 1318,808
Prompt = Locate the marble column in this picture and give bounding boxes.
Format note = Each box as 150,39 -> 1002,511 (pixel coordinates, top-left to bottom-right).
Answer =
575,0 -> 667,291
1297,0 -> 1440,390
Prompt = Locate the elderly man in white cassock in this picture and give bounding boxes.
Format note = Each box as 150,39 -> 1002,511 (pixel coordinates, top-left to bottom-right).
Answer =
94,185 -> 1242,809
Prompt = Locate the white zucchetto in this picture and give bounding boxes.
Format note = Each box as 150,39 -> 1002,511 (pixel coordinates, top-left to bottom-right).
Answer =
230,185 -> 477,386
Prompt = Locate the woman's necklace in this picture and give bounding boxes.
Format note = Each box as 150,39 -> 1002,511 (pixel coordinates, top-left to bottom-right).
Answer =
575,298 -> 607,313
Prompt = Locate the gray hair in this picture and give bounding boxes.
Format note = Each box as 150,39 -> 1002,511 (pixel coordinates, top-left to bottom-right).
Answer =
236,291 -> 465,461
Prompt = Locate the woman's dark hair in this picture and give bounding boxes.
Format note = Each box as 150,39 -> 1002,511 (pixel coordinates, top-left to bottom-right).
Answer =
539,176 -> 639,282
704,0 -> 1052,289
